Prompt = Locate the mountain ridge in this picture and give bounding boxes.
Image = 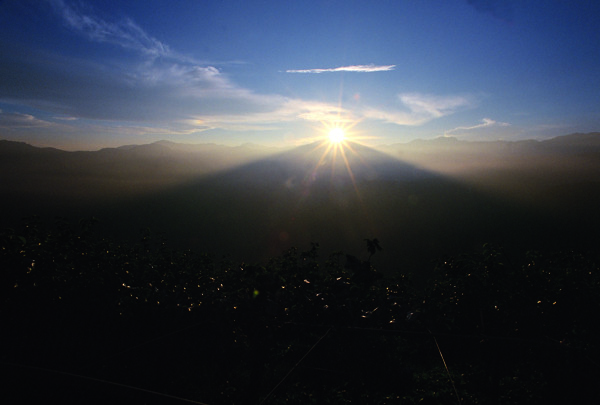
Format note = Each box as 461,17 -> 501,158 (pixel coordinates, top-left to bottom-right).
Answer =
3,131 -> 600,154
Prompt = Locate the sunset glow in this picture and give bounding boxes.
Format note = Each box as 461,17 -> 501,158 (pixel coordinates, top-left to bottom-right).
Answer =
1,1 -> 598,149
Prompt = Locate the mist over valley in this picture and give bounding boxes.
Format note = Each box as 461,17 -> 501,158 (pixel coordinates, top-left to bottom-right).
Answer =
3,133 -> 599,274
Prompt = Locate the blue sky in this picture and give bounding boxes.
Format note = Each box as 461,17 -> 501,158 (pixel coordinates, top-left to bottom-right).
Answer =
0,0 -> 599,150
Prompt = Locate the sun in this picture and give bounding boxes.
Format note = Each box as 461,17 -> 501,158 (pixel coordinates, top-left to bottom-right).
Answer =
328,127 -> 346,144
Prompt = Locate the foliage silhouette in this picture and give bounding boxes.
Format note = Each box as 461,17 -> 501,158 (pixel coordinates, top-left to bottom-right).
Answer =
365,238 -> 382,262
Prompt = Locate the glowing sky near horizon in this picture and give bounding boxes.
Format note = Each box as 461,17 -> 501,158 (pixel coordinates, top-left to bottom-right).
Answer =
0,0 -> 599,150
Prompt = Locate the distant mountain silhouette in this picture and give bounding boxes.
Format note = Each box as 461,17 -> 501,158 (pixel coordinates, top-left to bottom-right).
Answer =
2,133 -> 599,274
542,132 -> 600,147
383,132 -> 600,206
385,132 -> 600,150
0,139 -> 277,200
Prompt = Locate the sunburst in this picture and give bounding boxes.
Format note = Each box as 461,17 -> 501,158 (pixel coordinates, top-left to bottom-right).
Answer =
306,119 -> 365,199
328,127 -> 346,144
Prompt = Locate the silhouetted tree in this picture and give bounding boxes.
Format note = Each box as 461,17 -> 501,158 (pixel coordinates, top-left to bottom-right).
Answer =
365,238 -> 382,262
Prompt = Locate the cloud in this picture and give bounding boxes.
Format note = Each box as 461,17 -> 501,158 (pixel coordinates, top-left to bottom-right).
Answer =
0,111 -> 52,129
286,64 -> 395,73
360,109 -> 421,126
194,99 -> 350,131
53,116 -> 78,121
48,0 -> 172,58
399,93 -> 472,118
1,0 -> 278,127
281,99 -> 351,122
361,93 -> 473,126
0,1 -> 470,146
0,32 -> 352,134
0,41 -> 236,123
446,117 -> 510,135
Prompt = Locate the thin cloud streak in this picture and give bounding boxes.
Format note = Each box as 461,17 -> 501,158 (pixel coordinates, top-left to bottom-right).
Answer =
0,112 -> 52,129
286,64 -> 395,73
446,117 -> 510,136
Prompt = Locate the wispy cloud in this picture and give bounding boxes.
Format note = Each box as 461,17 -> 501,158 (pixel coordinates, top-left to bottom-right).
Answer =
0,111 -> 52,129
445,117 -> 510,136
399,93 -> 472,119
360,109 -> 420,126
286,64 -> 395,73
1,2 -> 471,147
361,93 -> 473,126
194,99 -> 350,130
34,1 -> 281,128
48,0 -> 172,58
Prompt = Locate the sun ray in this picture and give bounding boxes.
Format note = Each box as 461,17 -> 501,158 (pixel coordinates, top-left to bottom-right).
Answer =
338,141 -> 360,198
302,117 -> 369,204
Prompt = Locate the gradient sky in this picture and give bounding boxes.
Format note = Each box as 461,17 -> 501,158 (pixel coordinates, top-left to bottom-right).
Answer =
0,0 -> 599,150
